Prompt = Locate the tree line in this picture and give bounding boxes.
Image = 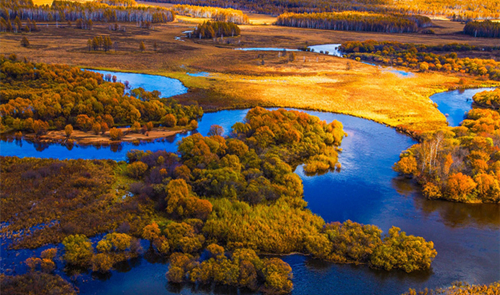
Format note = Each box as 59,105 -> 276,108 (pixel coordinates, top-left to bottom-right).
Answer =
172,4 -> 249,24
191,20 -> 240,39
341,40 -> 500,81
140,0 -> 499,20
0,15 -> 38,32
275,11 -> 432,33
0,0 -> 175,23
0,56 -> 203,136
464,20 -> 500,38
394,88 -> 500,203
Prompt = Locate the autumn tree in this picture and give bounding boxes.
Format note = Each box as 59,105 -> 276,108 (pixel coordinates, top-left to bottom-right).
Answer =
20,36 -> 29,47
162,114 -> 177,127
92,122 -> 101,135
142,222 -> 161,241
370,227 -> 437,272
62,235 -> 93,266
127,161 -> 148,179
109,127 -> 123,140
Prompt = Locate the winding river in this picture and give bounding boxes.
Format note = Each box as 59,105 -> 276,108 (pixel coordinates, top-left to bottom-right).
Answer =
0,71 -> 498,295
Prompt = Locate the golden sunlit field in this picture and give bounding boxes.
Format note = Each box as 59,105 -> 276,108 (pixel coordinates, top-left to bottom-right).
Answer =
1,15 -> 498,135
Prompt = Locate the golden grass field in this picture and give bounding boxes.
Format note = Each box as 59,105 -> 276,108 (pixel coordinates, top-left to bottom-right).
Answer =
2,15 -> 499,135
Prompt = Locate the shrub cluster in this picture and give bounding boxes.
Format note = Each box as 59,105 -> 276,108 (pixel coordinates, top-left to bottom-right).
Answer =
0,57 -> 203,134
394,89 -> 500,203
341,40 -> 500,80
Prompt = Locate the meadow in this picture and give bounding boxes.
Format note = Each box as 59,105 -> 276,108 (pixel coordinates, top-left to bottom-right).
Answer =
1,16 -> 498,136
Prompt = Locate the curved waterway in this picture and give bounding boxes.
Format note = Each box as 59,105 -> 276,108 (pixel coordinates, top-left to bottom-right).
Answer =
88,69 -> 188,98
0,71 -> 498,294
431,87 -> 497,127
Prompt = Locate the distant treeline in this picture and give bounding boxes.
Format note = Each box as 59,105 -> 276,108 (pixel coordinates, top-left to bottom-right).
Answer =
275,12 -> 432,33
141,0 -> 394,16
95,0 -> 138,7
191,20 -> 240,38
0,0 -> 175,23
341,41 -> 500,80
172,4 -> 249,24
139,0 -> 499,20
464,20 -> 500,38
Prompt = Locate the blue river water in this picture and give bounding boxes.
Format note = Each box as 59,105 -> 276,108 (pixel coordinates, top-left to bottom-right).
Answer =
431,87 -> 497,127
0,71 -> 498,295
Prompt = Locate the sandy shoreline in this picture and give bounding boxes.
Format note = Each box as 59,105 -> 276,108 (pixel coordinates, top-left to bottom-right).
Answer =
23,127 -> 188,145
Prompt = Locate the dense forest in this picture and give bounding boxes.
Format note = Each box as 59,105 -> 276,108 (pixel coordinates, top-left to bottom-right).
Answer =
0,0 -> 174,23
140,0 -> 500,20
275,12 -> 431,33
464,20 -> 500,38
191,20 -> 240,38
0,57 -> 203,135
394,88 -> 500,203
172,4 -> 249,24
341,41 -> 500,81
1,109 -> 437,293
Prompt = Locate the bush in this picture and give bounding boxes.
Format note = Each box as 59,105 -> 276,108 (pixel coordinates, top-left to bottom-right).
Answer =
20,37 -> 30,47
162,114 -> 177,127
109,127 -> 124,140
178,117 -> 189,126
64,125 -> 73,138
62,235 -> 93,266
127,161 -> 149,179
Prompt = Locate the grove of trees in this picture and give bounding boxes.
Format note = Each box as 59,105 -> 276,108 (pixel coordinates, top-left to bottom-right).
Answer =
394,88 -> 500,203
0,57 -> 203,135
191,20 -> 240,39
341,40 -> 500,81
464,20 -> 500,38
139,0 -> 500,20
172,4 -> 249,24
276,12 -> 432,33
0,0 -> 175,24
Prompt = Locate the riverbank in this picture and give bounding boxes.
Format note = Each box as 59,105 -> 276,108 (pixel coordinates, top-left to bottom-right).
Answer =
23,127 -> 188,145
